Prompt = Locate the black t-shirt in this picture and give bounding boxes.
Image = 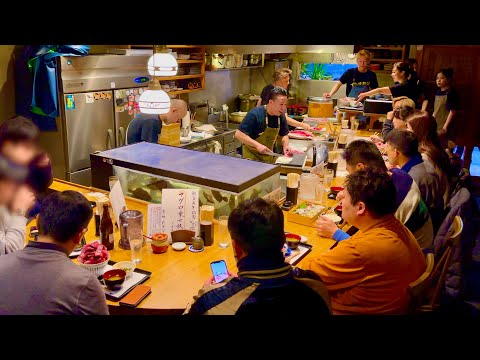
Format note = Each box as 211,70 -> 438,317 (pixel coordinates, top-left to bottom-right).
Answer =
339,68 -> 379,96
239,106 -> 289,140
389,80 -> 420,104
127,113 -> 162,144
260,84 -> 275,105
436,88 -> 461,111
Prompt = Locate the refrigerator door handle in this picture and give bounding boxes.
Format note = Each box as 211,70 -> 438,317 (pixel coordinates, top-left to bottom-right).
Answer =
119,127 -> 126,147
107,129 -> 114,149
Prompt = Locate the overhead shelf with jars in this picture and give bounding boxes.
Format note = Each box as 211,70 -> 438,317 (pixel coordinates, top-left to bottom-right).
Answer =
205,54 -> 264,71
127,45 -> 206,95
354,45 -> 408,73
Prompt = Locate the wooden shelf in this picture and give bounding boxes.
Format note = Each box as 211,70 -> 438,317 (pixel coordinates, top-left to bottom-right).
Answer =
363,46 -> 404,51
371,58 -> 403,63
166,45 -> 204,49
168,88 -> 205,96
207,66 -> 263,71
157,74 -> 203,81
177,60 -> 204,64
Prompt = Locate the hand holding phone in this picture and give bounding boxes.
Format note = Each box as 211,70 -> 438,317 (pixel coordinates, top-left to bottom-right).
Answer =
210,260 -> 229,284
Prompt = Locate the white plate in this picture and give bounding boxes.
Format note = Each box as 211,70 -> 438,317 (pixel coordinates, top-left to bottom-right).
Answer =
172,242 -> 186,251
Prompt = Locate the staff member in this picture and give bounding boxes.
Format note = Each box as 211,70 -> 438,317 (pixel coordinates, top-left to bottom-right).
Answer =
127,99 -> 188,145
257,68 -> 311,131
235,87 -> 292,163
323,49 -> 379,100
356,61 -> 419,105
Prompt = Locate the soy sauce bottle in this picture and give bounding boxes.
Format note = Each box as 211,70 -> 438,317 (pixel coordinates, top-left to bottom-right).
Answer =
100,203 -> 114,250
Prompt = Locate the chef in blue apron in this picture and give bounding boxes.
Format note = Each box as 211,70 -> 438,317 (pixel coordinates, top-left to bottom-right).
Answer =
323,49 -> 379,101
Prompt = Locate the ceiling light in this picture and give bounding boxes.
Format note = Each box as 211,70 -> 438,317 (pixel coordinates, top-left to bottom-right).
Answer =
138,78 -> 171,114
147,45 -> 178,77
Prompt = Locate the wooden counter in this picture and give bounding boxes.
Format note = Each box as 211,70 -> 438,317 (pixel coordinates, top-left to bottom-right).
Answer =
32,179 -> 341,314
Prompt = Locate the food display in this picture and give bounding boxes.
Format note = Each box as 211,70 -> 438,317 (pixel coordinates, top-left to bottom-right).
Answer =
288,130 -> 314,139
78,241 -> 109,264
287,201 -> 325,226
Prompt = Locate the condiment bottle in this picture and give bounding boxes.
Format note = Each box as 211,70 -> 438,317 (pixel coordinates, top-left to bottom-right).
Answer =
100,203 -> 114,250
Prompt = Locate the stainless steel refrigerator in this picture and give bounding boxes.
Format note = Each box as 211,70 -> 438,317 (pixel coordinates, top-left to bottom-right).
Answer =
14,53 -> 151,186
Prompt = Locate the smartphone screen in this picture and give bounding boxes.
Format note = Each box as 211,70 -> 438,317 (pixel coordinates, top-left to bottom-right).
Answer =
210,260 -> 229,284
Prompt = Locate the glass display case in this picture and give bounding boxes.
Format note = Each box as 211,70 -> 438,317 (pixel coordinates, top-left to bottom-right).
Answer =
91,142 -> 280,217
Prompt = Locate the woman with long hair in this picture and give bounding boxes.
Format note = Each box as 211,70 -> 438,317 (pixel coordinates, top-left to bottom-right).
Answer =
406,110 -> 451,207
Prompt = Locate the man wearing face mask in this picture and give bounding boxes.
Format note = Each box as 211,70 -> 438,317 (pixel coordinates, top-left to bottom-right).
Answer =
235,87 -> 292,163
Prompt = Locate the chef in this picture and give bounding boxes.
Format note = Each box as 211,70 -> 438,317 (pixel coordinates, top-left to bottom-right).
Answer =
235,87 -> 292,163
126,99 -> 188,145
323,49 -> 379,100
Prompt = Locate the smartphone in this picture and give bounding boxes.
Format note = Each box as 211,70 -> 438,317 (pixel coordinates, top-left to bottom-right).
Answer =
210,260 -> 229,284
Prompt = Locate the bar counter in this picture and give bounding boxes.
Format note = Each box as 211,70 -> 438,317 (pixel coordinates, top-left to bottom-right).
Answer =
28,179 -> 341,314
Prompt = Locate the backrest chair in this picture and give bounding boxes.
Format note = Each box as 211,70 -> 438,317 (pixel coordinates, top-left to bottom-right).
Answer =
407,253 -> 434,314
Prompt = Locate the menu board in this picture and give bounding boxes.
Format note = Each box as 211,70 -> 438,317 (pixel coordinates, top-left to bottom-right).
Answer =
147,204 -> 162,237
159,189 -> 200,236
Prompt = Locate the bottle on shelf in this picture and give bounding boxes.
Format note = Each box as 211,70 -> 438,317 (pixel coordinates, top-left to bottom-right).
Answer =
100,203 -> 114,251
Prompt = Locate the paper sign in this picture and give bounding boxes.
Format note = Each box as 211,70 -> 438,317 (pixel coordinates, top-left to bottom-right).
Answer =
147,204 -> 162,237
85,93 -> 94,103
109,181 -> 127,225
66,94 -> 75,110
160,189 -> 199,235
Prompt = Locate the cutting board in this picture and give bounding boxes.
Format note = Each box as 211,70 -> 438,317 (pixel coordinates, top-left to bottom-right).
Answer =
288,153 -> 307,167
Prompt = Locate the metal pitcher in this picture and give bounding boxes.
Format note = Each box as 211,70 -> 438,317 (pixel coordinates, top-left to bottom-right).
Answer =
119,210 -> 144,250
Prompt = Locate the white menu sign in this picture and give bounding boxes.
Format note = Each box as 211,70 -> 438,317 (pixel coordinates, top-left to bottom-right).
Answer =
147,204 -> 162,237
159,189 -> 199,235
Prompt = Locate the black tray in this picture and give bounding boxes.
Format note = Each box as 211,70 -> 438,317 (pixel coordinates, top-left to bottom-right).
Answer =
99,260 -> 152,301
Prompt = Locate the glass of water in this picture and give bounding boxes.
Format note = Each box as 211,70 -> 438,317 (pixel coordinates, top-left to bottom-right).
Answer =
323,169 -> 334,189
109,175 -> 119,191
217,216 -> 230,248
130,238 -> 143,264
351,120 -> 359,131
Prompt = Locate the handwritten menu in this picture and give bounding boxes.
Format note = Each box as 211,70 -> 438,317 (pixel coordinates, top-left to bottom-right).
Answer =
147,204 -> 162,237
109,181 -> 127,225
159,189 -> 200,236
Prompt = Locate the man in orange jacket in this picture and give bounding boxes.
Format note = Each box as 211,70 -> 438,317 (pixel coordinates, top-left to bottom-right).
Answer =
302,169 -> 426,315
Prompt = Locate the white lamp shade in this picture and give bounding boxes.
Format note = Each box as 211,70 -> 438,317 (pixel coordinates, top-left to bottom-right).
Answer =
138,89 -> 171,114
148,53 -> 178,76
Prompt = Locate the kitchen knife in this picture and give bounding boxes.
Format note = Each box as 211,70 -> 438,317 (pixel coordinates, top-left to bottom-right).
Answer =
266,151 -> 284,157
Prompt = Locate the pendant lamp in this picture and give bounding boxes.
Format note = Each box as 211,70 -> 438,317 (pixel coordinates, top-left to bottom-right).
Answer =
140,45 -> 177,114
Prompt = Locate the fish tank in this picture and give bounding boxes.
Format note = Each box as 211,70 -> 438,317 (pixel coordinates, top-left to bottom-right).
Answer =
90,142 -> 281,217
300,63 -> 357,81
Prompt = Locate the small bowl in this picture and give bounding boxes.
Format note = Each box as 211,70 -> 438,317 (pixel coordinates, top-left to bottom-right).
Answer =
286,233 -> 301,250
323,213 -> 342,224
102,269 -> 126,291
172,242 -> 186,251
112,261 -> 136,280
334,205 -> 342,217
330,186 -> 344,193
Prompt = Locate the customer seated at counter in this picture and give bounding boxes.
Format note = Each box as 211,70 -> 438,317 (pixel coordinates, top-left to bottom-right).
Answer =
235,87 -> 293,163
0,190 -> 109,315
127,99 -> 188,145
385,129 -> 446,233
184,197 -> 331,316
304,169 -> 426,315
316,140 -> 433,250
0,155 -> 34,256
0,116 -> 53,218
370,98 -> 416,143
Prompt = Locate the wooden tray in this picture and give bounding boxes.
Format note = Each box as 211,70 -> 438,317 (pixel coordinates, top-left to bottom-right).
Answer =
286,201 -> 325,226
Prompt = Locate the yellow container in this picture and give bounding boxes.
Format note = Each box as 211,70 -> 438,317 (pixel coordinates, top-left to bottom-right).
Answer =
307,97 -> 333,118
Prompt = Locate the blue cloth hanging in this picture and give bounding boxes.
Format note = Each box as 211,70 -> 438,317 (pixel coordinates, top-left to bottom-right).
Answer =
25,45 -> 90,131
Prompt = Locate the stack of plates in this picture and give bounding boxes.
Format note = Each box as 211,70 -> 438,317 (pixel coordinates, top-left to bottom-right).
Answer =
189,67 -> 201,75
189,53 -> 204,60
176,68 -> 186,75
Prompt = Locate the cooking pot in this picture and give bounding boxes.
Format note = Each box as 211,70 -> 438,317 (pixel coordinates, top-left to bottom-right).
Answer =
211,54 -> 225,69
307,97 -> 334,118
230,111 -> 248,123
238,94 -> 260,112
224,54 -> 235,69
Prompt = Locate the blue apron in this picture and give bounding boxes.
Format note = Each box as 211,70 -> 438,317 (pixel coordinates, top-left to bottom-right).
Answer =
348,68 -> 371,101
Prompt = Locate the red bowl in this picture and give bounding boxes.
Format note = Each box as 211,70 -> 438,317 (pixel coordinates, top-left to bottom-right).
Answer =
151,243 -> 169,254
285,233 -> 301,241
330,186 -> 344,192
102,269 -> 126,290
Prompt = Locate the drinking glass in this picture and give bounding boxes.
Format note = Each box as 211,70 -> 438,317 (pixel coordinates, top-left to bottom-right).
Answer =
323,169 -> 334,190
217,216 -> 230,248
200,205 -> 215,223
351,120 -> 359,131
341,119 -> 349,128
315,181 -> 325,202
109,175 -> 119,191
130,239 -> 143,264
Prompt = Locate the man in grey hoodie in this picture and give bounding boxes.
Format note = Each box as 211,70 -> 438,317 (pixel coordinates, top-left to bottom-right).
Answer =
0,155 -> 34,255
